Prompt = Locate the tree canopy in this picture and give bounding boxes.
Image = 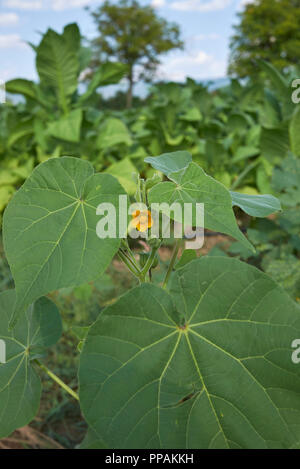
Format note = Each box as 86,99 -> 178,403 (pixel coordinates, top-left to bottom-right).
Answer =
88,0 -> 183,107
228,0 -> 300,77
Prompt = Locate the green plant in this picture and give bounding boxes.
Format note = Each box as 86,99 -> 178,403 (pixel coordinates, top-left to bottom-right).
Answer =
3,43 -> 298,222
1,151 -> 300,449
228,155 -> 300,301
0,24 -> 127,201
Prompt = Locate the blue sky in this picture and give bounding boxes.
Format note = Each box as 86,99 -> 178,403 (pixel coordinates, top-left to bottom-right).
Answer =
0,0 -> 249,84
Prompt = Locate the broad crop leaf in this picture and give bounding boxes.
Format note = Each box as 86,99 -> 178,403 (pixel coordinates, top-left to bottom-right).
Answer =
5,79 -> 48,108
145,151 -> 192,177
77,62 -> 128,106
79,257 -> 300,449
258,60 -> 294,118
96,118 -> 132,149
36,28 -> 78,112
0,290 -> 62,438
258,61 -> 289,100
174,249 -> 197,270
230,192 -> 281,217
3,157 -> 127,328
47,109 -> 82,143
231,146 -> 260,163
7,119 -> 34,148
105,158 -> 137,195
62,23 -> 81,54
260,125 -> 290,161
272,156 -> 300,207
6,79 -> 37,100
148,163 -> 254,251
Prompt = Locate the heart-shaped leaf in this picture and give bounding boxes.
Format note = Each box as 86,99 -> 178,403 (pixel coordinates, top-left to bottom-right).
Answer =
79,257 -> 300,449
0,290 -> 62,438
230,191 -> 281,217
148,162 -> 254,251
3,157 -> 127,327
79,427 -> 108,449
144,151 -> 192,176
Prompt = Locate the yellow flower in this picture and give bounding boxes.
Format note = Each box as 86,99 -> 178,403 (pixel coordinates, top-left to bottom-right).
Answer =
131,209 -> 153,232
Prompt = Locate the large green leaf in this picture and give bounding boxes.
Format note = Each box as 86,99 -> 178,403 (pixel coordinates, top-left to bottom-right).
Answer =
79,427 -> 108,449
0,290 -> 62,438
272,156 -> 300,207
258,60 -> 294,118
47,109 -> 82,143
260,125 -> 290,161
36,28 -> 79,112
258,61 -> 289,100
7,119 -> 34,148
62,23 -> 81,55
230,191 -> 281,217
96,118 -> 132,149
148,163 -> 254,251
5,79 -> 48,108
79,257 -> 300,449
77,62 -> 128,106
105,158 -> 137,195
145,151 -> 192,177
6,79 -> 37,100
3,157 -> 127,328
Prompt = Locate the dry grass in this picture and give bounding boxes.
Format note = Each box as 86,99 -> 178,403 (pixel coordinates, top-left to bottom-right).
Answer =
0,426 -> 64,450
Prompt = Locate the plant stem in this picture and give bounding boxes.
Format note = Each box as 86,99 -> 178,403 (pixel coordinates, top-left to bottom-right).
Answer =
118,250 -> 141,277
34,360 -> 79,401
141,179 -> 147,205
122,245 -> 141,272
162,239 -> 181,289
140,243 -> 160,281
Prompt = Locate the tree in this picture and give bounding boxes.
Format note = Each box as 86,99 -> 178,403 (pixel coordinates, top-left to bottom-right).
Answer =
228,0 -> 300,77
88,0 -> 183,107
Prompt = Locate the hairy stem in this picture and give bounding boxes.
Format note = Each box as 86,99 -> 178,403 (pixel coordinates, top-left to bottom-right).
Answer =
35,360 -> 79,401
122,245 -> 141,272
140,243 -> 161,282
118,249 -> 141,277
162,239 -> 181,289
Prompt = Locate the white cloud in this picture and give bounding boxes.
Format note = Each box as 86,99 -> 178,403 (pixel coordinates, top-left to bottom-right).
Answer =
2,0 -> 43,9
151,0 -> 166,7
2,0 -> 96,10
0,34 -> 27,48
170,0 -> 232,12
51,0 -> 96,10
158,50 -> 226,81
236,0 -> 255,10
0,12 -> 19,25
